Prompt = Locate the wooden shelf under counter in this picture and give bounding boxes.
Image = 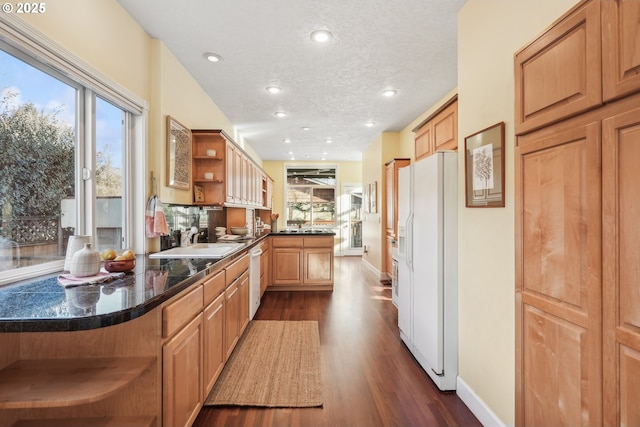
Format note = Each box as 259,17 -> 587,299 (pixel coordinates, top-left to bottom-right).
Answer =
0,357 -> 155,409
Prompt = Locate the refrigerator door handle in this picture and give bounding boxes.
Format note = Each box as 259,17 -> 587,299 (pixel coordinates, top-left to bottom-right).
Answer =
407,213 -> 414,270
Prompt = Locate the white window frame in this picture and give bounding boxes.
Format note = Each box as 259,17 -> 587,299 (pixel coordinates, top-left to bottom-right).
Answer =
0,14 -> 148,285
283,164 -> 338,228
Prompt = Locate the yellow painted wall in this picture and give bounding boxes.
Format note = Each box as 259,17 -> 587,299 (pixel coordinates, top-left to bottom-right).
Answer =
360,131 -> 401,275
457,1 -> 579,424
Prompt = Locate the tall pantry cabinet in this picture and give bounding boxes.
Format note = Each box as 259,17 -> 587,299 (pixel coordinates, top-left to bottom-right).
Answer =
384,158 -> 410,278
514,1 -> 640,426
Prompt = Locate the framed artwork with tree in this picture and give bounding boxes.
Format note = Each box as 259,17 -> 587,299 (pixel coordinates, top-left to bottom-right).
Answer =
464,121 -> 505,207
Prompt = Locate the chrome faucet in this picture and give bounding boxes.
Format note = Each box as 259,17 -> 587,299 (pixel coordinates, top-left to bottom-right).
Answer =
181,226 -> 200,247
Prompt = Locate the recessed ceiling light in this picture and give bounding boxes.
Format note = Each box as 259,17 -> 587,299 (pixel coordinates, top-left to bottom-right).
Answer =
382,89 -> 397,97
305,154 -> 311,158
290,156 -> 295,160
302,127 -> 310,131
288,150 -> 294,155
325,139 -> 333,144
321,157 -> 326,161
365,121 -> 376,127
203,52 -> 222,63
266,86 -> 283,94
310,30 -> 333,43
274,111 -> 287,118
283,138 -> 291,143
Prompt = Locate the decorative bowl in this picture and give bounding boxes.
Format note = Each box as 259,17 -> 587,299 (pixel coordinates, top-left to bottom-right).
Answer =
230,227 -> 248,235
104,258 -> 136,273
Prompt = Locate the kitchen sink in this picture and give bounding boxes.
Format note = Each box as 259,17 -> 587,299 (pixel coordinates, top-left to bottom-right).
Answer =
149,242 -> 244,259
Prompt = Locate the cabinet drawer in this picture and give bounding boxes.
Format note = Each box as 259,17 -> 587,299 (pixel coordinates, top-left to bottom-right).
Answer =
303,236 -> 334,248
203,269 -> 225,306
225,253 -> 249,285
271,237 -> 304,248
163,285 -> 204,338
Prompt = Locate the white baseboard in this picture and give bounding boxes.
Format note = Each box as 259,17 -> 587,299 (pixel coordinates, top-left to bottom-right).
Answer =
361,258 -> 382,278
456,377 -> 508,427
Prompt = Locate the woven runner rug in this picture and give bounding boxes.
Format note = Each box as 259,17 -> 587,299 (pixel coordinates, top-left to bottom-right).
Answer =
204,320 -> 323,407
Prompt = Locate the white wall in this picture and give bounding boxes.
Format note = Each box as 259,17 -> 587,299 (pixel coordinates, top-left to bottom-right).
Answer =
456,1 -> 579,425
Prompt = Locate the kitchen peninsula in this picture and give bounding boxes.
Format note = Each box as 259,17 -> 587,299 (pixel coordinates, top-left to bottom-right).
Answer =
0,235 -> 262,427
0,229 -> 335,427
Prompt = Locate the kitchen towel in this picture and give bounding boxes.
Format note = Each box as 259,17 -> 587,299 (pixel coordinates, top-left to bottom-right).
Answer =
145,194 -> 169,238
58,270 -> 125,287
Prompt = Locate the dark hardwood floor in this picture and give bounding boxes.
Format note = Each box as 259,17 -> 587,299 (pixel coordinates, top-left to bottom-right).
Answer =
194,256 -> 481,427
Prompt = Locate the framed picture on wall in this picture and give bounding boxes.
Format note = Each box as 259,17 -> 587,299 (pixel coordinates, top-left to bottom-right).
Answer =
369,181 -> 377,213
166,115 -> 192,190
464,121 -> 505,207
363,183 -> 370,213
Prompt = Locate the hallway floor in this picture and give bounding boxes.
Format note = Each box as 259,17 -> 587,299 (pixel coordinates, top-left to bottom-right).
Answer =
194,256 -> 481,427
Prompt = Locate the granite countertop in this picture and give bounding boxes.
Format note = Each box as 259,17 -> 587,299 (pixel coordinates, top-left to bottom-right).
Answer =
270,229 -> 336,235
0,236 -> 267,333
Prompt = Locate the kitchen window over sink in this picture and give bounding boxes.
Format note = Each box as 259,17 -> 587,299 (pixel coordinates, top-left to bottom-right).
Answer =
285,166 -> 336,228
0,19 -> 147,286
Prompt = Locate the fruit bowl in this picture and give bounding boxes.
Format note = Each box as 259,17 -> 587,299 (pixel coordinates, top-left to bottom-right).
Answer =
104,258 -> 135,273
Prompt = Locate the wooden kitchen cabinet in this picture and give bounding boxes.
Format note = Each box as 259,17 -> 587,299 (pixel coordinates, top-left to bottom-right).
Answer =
191,130 -> 228,206
238,271 -> 250,333
270,236 -> 334,290
224,254 -> 249,360
413,96 -> 458,161
602,0 -> 640,102
203,273 -> 225,395
384,158 -> 409,278
225,141 -> 237,204
385,158 -> 410,237
515,2 -> 640,425
162,285 -> 204,427
514,0 -> 601,135
193,129 -> 274,209
272,247 -> 303,285
303,248 -> 333,284
259,240 -> 270,297
163,313 -> 203,427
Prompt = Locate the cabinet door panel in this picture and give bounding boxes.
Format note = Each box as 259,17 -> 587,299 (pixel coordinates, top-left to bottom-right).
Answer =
433,101 -> 457,151
272,249 -> 303,285
516,120 -> 602,426
603,105 -> 640,426
603,0 -> 640,102
203,293 -> 225,396
163,314 -> 203,427
515,0 -> 601,134
415,124 -> 432,161
304,248 -> 333,284
224,282 -> 240,360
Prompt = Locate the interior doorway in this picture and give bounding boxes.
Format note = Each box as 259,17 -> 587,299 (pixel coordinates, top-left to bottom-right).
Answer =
340,184 -> 363,256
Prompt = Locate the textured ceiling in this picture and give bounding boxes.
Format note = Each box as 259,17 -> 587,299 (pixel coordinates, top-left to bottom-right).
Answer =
117,0 -> 466,161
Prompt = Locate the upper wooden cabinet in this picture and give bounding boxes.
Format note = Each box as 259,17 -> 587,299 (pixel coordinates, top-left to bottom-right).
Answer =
602,0 -> 640,102
192,129 -> 273,209
516,0 -> 640,135
515,0 -> 602,135
413,96 -> 458,161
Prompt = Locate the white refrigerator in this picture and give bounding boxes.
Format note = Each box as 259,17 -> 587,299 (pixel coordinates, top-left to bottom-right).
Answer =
397,151 -> 458,391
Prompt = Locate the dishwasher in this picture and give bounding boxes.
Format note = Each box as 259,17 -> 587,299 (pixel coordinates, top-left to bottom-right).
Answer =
249,246 -> 263,319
